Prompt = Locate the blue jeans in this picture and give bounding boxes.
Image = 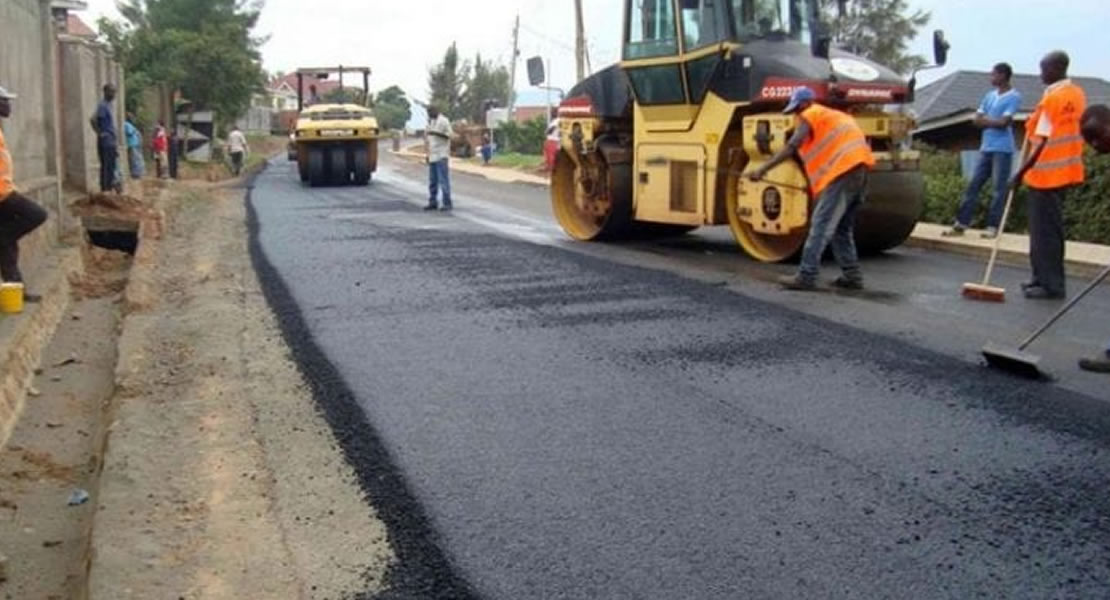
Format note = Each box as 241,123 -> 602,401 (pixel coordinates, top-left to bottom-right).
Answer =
956,151 -> 1012,229
798,166 -> 866,283
428,159 -> 452,207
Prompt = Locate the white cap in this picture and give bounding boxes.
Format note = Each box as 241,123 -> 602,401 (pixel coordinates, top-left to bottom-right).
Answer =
0,86 -> 16,100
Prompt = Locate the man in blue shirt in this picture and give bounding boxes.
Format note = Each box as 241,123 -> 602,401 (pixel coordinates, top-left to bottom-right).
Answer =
944,63 -> 1022,239
124,113 -> 144,179
90,84 -> 121,193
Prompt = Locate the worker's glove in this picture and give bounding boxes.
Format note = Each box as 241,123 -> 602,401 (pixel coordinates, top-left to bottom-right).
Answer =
746,170 -> 765,182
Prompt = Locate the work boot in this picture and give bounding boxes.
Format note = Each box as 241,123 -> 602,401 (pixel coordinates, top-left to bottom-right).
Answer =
1020,280 -> 1039,292
830,276 -> 864,291
439,204 -> 453,212
1079,352 -> 1110,374
777,274 -> 817,291
980,227 -> 999,239
941,224 -> 966,237
1023,286 -> 1065,300
423,203 -> 438,211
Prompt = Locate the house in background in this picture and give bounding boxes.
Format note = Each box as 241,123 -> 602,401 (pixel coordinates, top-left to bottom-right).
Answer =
911,70 -> 1110,151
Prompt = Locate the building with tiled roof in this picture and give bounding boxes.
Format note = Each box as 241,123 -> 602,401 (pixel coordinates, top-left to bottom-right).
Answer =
911,70 -> 1110,150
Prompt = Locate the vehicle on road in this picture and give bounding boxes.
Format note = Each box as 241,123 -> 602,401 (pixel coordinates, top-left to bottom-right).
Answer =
548,0 -> 948,262
290,67 -> 380,186
544,118 -> 560,171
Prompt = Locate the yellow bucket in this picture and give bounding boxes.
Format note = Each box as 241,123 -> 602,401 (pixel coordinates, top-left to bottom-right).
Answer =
0,283 -> 24,314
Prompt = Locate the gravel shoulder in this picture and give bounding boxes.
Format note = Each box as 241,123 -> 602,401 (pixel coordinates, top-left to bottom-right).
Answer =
88,180 -> 394,599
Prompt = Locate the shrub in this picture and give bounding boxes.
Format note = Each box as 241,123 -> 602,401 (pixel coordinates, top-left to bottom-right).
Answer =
919,145 -> 1110,244
496,116 -> 546,155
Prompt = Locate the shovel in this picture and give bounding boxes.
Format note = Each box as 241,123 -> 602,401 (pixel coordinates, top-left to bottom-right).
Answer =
983,261 -> 1110,379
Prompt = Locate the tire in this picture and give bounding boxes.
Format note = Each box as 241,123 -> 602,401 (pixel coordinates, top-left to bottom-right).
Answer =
550,151 -> 634,241
855,170 -> 925,254
352,146 -> 371,185
307,147 -> 326,187
328,146 -> 348,185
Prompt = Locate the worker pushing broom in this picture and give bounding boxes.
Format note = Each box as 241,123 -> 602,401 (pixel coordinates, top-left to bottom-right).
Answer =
982,102 -> 1110,378
962,51 -> 1086,303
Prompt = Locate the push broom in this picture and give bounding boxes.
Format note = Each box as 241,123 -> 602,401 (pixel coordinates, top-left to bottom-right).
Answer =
962,139 -> 1031,302
983,260 -> 1110,379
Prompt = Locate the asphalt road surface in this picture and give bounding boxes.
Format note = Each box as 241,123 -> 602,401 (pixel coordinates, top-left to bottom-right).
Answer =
249,154 -> 1110,599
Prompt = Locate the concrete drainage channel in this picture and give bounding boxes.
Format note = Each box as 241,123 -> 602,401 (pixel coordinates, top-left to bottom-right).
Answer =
0,188 -> 159,599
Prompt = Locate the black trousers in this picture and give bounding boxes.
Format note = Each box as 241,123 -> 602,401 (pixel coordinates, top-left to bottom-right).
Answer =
0,192 -> 49,282
1026,186 -> 1068,296
98,143 -> 118,192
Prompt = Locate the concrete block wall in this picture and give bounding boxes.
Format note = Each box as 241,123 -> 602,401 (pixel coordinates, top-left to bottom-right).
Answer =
0,0 -> 53,183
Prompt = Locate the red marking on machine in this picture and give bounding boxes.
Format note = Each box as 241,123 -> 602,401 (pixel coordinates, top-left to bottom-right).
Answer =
558,96 -> 595,117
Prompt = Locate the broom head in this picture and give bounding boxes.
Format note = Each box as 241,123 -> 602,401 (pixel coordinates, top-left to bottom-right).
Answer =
982,342 -> 1051,380
962,282 -> 1006,302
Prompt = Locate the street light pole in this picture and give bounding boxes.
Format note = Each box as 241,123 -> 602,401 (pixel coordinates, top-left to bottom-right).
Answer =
574,0 -> 586,83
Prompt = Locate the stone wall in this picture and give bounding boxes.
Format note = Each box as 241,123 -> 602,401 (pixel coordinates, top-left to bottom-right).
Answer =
59,37 -> 124,195
0,2 -> 124,202
0,0 -> 53,183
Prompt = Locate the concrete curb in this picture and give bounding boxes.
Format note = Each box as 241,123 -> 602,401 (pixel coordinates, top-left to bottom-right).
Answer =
0,246 -> 82,449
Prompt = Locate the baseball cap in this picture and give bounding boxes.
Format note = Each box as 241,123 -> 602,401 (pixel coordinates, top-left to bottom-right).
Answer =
0,86 -> 16,100
782,87 -> 816,114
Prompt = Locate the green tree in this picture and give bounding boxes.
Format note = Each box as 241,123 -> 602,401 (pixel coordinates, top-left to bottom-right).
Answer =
427,43 -> 469,120
99,0 -> 267,130
819,0 -> 930,75
461,53 -> 511,125
373,85 -> 412,131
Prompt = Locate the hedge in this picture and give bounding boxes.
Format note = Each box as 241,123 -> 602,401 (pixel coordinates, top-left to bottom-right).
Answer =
920,145 -> 1110,244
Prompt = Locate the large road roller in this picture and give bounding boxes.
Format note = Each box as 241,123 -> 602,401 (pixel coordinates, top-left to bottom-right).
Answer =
549,0 -> 949,262
291,67 -> 380,186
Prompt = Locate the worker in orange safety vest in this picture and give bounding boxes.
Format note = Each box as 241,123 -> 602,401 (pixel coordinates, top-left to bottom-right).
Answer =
750,86 -> 876,291
1010,51 -> 1087,300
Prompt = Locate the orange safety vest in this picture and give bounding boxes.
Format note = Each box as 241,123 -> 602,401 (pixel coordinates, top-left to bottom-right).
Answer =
796,104 -> 876,196
1024,80 -> 1086,189
0,126 -> 13,200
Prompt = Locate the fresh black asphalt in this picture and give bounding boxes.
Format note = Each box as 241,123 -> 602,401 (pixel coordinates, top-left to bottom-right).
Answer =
248,158 -> 1110,599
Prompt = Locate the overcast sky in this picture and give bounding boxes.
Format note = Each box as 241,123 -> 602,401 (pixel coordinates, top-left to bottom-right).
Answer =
83,0 -> 1110,108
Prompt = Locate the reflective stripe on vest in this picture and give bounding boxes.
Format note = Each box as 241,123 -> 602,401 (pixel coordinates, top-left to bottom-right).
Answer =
1024,82 -> 1086,189
797,105 -> 876,196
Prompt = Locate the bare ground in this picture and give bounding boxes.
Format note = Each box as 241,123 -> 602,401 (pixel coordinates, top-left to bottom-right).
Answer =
89,182 -> 394,599
0,176 -> 394,599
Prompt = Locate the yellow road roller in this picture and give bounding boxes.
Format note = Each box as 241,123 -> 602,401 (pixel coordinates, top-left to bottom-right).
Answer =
547,0 -> 949,262
292,67 -> 380,186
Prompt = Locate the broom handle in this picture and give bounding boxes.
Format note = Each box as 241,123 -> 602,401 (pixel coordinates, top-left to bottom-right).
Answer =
1018,261 -> 1110,350
980,138 -> 1029,286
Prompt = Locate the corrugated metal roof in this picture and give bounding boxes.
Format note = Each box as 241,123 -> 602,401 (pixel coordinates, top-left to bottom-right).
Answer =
913,71 -> 1110,125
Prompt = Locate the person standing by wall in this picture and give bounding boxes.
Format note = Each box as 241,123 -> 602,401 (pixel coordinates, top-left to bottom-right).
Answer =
749,87 -> 876,291
152,121 -> 168,179
226,125 -> 249,176
124,113 -> 144,179
90,84 -> 121,193
1077,104 -> 1110,373
1012,51 -> 1086,300
943,63 -> 1021,239
0,86 -> 48,298
424,105 -> 453,212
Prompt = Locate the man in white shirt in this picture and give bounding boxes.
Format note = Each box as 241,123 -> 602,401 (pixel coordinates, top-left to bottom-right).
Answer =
424,106 -> 453,211
227,125 -> 250,176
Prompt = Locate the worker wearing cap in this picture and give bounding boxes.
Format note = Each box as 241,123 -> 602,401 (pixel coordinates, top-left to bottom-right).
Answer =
749,87 -> 876,290
0,86 -> 49,294
1078,104 -> 1110,373
1011,51 -> 1086,301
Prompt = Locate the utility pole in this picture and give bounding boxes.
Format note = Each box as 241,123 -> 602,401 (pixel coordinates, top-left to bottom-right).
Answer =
508,14 -> 520,119
574,0 -> 586,83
